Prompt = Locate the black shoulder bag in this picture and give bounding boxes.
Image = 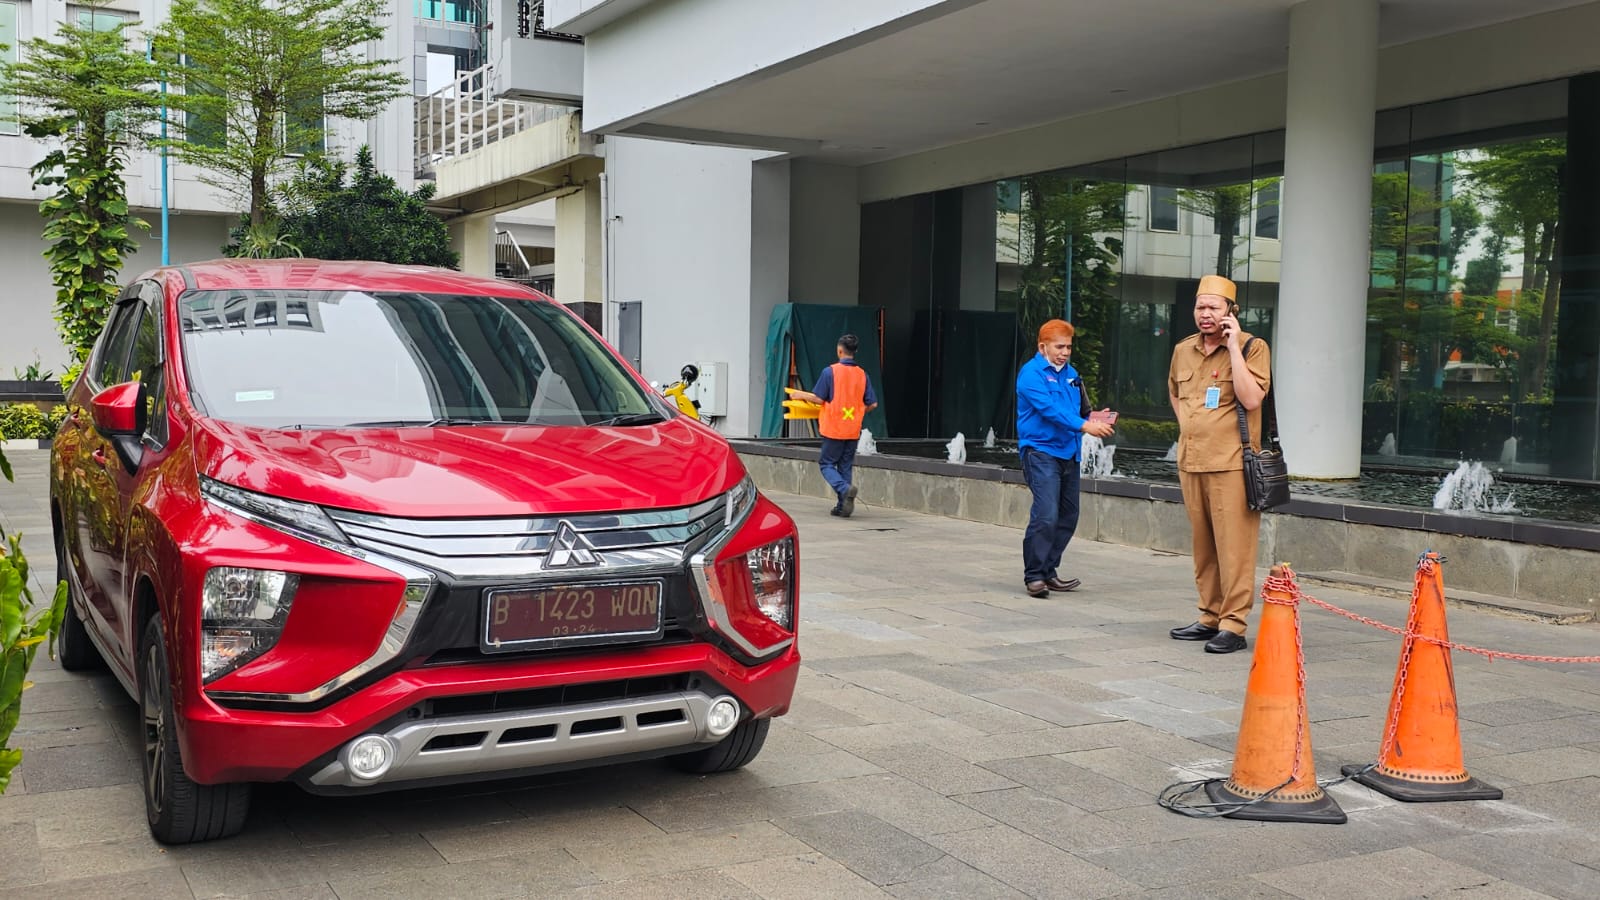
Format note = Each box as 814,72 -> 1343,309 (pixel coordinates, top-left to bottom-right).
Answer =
1236,337 -> 1290,511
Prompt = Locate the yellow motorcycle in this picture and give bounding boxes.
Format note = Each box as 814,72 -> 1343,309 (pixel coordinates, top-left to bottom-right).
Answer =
661,364 -> 701,420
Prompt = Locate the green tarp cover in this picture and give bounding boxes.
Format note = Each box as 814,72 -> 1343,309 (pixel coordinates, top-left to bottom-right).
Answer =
760,303 -> 889,439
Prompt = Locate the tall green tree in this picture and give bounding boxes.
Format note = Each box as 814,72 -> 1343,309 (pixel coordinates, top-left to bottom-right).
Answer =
1002,175 -> 1126,389
279,146 -> 459,267
1458,140 -> 1566,396
1,14 -> 162,359
152,0 -> 409,228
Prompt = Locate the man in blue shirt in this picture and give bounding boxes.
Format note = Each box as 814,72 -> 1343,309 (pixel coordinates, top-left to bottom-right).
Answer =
1016,319 -> 1114,598
790,334 -> 879,517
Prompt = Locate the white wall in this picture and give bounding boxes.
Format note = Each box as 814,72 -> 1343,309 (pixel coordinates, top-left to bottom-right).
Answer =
0,202 -> 229,372
787,161 -> 859,305
607,136 -> 782,437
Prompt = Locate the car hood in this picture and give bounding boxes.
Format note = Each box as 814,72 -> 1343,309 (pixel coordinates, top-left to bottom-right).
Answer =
193,417 -> 743,518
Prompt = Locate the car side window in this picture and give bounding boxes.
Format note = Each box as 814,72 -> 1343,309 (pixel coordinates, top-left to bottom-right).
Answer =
94,300 -> 143,388
128,284 -> 168,442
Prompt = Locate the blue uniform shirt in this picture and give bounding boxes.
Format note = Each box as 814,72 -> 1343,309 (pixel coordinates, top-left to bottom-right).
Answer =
1016,352 -> 1086,461
811,358 -> 878,406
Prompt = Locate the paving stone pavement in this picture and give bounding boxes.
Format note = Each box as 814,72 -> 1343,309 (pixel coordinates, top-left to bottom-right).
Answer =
4,448 -> 1600,899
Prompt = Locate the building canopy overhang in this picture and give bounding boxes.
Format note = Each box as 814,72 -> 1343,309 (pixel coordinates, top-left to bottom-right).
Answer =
556,0 -> 1592,167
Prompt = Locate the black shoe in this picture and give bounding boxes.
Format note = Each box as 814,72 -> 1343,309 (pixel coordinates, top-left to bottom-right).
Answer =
1204,631 -> 1247,654
829,507 -> 842,516
841,485 -> 858,518
1045,577 -> 1080,592
1170,621 -> 1220,641
1024,580 -> 1049,599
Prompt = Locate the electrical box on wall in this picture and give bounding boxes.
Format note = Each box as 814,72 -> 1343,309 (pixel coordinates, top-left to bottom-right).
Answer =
691,362 -> 729,417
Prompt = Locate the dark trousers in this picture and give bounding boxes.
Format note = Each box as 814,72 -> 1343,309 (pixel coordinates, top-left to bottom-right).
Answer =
1022,448 -> 1080,583
819,437 -> 858,506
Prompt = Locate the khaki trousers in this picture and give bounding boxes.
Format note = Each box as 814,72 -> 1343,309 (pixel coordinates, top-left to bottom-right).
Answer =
1178,470 -> 1262,635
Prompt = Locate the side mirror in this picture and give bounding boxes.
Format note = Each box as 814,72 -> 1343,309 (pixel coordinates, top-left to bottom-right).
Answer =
91,382 -> 145,437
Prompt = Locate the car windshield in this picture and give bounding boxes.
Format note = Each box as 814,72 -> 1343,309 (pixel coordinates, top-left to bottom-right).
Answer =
179,289 -> 658,429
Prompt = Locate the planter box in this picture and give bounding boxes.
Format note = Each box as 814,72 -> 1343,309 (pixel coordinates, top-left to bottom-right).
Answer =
0,380 -> 66,403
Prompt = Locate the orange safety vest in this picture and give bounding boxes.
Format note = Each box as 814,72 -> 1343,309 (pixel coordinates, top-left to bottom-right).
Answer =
819,362 -> 868,440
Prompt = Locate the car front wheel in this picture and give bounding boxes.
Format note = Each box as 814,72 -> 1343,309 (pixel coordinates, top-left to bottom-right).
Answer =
140,615 -> 251,844
669,717 -> 771,774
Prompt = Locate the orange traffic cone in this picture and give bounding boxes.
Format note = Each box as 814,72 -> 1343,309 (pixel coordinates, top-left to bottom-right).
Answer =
1205,565 -> 1347,823
1340,552 -> 1502,802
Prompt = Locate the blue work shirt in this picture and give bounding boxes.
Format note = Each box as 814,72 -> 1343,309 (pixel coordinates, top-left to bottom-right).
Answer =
811,358 -> 878,406
1016,352 -> 1086,461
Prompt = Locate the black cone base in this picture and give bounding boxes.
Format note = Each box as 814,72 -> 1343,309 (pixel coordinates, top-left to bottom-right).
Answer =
1204,780 -> 1347,824
1341,764 -> 1503,802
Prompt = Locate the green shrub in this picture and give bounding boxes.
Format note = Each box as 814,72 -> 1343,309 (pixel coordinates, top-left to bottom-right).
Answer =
0,404 -> 68,440
1115,416 -> 1180,450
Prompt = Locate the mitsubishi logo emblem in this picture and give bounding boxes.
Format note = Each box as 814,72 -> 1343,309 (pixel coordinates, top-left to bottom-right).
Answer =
545,520 -> 602,568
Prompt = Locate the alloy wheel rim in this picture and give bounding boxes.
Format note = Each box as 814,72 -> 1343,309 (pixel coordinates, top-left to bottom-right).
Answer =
142,647 -> 166,816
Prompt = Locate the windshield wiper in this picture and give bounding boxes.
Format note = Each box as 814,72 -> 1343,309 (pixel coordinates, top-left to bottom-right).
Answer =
334,417 -> 522,428
593,412 -> 665,427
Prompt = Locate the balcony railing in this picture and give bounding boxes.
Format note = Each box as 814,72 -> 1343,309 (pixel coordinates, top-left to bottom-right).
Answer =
414,64 -> 576,179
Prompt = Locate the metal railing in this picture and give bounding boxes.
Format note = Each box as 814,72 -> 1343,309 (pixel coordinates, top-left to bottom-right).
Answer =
414,64 -> 575,179
495,229 -> 537,284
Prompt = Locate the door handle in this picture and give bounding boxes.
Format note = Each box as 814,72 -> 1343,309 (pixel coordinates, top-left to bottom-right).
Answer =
92,447 -> 109,467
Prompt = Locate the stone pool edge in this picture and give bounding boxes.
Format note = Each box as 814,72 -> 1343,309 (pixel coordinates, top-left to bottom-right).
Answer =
732,440 -> 1600,619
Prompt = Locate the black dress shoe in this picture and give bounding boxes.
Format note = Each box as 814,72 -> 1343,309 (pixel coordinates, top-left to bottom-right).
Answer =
1024,580 -> 1050,598
1045,577 -> 1080,592
1204,631 -> 1248,654
1170,621 -> 1220,641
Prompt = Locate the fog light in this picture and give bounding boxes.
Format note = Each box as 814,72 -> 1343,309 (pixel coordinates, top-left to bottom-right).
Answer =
346,735 -> 395,781
706,697 -> 741,737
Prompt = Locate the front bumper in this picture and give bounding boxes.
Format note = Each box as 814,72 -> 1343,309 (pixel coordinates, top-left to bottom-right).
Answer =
305,689 -> 735,791
177,641 -> 800,785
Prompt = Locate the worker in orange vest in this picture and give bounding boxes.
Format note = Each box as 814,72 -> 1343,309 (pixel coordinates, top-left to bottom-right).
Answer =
790,333 -> 879,517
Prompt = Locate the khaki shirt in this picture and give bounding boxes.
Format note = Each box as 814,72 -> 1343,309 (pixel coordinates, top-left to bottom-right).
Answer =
1168,332 -> 1272,473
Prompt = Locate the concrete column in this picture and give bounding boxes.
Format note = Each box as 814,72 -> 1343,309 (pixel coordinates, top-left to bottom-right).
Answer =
556,184 -> 604,303
1274,0 -> 1378,479
448,217 -> 494,277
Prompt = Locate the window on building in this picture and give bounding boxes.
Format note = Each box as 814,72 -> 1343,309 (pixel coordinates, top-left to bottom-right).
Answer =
74,6 -> 127,34
1148,186 -> 1179,232
0,2 -> 17,136
282,97 -> 326,157
182,56 -> 226,149
1255,180 -> 1280,239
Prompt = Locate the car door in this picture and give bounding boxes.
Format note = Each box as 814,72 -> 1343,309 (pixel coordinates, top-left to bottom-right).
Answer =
106,282 -> 172,659
73,292 -> 145,648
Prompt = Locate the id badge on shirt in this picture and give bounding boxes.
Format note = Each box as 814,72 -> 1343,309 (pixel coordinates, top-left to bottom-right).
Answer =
1204,386 -> 1221,409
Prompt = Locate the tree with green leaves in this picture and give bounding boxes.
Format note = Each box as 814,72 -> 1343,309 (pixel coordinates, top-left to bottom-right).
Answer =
1458,140 -> 1565,396
1,14 -> 163,360
152,0 -> 409,228
1175,179 -> 1279,279
1002,175 -> 1127,390
279,146 -> 459,267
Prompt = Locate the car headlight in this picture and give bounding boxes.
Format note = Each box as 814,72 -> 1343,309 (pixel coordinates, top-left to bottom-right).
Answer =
200,476 -> 348,545
201,566 -> 298,682
746,537 -> 794,629
725,475 -> 756,528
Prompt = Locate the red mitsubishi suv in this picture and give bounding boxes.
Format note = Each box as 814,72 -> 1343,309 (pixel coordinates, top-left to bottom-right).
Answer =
49,260 -> 799,844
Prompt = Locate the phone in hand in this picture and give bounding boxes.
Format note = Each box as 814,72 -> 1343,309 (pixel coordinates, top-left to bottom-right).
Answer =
1089,409 -> 1118,426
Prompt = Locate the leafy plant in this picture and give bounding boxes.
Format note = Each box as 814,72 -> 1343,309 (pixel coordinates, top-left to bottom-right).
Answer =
10,360 -> 56,383
278,146 -> 459,267
1,447 -> 69,794
223,217 -> 303,259
1,13 -> 163,361
0,405 -> 70,441
152,0 -> 409,228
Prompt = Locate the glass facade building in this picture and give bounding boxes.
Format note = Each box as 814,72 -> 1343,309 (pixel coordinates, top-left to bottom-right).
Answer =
859,75 -> 1600,484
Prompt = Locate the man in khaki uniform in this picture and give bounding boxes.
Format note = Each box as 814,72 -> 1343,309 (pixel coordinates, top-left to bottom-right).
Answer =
1167,275 -> 1271,654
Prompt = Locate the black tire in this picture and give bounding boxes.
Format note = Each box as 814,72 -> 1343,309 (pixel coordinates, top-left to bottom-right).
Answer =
140,616 -> 251,844
55,530 -> 104,672
669,717 -> 771,774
